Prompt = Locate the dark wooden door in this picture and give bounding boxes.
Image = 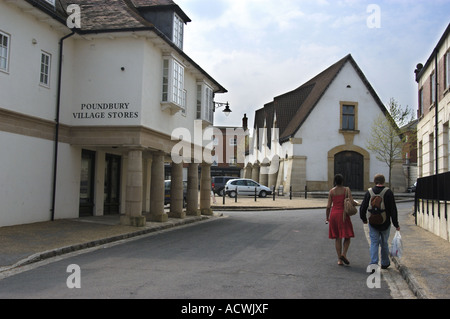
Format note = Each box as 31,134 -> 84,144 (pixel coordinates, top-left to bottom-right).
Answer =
104,154 -> 121,215
334,151 -> 364,191
79,150 -> 96,217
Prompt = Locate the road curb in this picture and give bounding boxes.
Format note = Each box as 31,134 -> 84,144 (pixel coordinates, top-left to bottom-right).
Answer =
0,216 -> 209,273
391,256 -> 429,299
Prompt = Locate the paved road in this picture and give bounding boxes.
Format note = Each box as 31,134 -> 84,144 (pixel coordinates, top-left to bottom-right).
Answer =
0,207 -> 408,300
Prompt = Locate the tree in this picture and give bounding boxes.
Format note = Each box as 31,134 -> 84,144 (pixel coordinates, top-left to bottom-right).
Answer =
366,98 -> 416,185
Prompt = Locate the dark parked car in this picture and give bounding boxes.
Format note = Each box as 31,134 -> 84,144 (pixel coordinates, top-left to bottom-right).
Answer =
164,180 -> 188,206
212,176 -> 237,196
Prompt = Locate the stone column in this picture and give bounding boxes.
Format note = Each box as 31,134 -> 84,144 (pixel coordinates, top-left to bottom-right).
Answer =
259,162 -> 269,187
168,161 -> 185,219
142,155 -> 152,214
120,149 -> 146,227
244,163 -> 253,179
200,162 -> 213,216
251,162 -> 260,182
149,152 -> 168,222
186,163 -> 200,216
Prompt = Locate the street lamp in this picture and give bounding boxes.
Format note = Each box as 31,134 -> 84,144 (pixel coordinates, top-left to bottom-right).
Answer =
214,102 -> 232,117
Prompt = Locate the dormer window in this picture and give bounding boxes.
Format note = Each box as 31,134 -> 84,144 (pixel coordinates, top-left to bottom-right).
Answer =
173,14 -> 184,49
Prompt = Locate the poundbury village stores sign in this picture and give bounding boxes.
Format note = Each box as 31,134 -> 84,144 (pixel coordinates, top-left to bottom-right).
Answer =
73,102 -> 139,120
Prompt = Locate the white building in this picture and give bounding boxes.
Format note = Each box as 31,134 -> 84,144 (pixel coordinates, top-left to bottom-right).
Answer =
414,23 -> 450,241
245,54 -> 406,193
0,0 -> 226,227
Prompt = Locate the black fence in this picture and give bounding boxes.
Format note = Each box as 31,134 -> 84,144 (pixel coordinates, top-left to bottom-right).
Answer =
415,172 -> 450,224
416,172 -> 450,201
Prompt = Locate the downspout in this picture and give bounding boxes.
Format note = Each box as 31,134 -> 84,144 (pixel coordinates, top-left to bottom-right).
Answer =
435,50 -> 439,177
434,50 -> 440,216
51,31 -> 75,221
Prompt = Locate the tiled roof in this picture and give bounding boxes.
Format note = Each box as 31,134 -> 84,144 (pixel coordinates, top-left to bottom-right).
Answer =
255,54 -> 387,144
132,0 -> 176,6
25,0 -> 154,31
24,0 -> 191,32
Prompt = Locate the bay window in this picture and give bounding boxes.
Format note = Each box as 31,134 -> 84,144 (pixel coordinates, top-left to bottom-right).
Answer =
161,56 -> 186,114
196,82 -> 214,124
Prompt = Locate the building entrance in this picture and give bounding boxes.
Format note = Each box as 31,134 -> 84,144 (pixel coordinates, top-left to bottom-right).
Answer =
79,150 -> 96,217
334,151 -> 364,191
104,154 -> 121,215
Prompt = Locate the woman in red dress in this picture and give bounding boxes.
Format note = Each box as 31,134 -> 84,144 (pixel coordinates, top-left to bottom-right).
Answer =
326,174 -> 355,266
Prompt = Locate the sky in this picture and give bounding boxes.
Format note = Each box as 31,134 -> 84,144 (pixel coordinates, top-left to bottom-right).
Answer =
175,0 -> 450,128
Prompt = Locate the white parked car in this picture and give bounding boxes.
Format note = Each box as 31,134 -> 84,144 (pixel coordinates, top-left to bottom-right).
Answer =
225,179 -> 272,198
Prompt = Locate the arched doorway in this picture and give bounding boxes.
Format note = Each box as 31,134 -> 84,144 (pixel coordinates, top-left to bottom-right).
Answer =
334,151 -> 364,190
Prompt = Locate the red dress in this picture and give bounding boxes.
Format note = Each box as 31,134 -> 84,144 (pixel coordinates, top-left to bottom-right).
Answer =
329,193 -> 355,239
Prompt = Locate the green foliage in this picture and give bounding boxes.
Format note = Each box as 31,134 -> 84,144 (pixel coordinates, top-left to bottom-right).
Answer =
366,98 -> 416,184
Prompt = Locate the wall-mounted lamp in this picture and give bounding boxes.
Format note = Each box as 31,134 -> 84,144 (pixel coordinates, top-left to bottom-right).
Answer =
32,38 -> 38,45
214,101 -> 232,117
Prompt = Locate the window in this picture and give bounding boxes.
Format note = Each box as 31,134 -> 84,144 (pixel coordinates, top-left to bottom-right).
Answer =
342,104 -> 356,130
173,14 -> 184,49
161,56 -> 186,113
40,51 -> 51,87
196,82 -> 214,123
418,88 -> 424,117
0,31 -> 10,72
445,51 -> 450,90
229,157 -> 237,166
172,60 -> 184,106
431,72 -> 436,105
229,138 -> 237,146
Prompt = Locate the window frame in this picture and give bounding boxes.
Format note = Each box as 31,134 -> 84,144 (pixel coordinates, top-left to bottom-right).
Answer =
39,51 -> 51,88
418,88 -> 424,117
0,31 -> 10,73
340,102 -> 358,132
161,55 -> 186,113
196,82 -> 214,123
445,50 -> 450,91
173,13 -> 184,50
431,71 -> 436,106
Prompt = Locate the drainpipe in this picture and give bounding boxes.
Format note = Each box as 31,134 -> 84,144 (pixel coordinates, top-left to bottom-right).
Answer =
434,50 -> 440,215
51,31 -> 75,221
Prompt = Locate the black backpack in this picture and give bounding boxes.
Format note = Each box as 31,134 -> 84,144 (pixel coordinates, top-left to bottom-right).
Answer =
368,188 -> 389,225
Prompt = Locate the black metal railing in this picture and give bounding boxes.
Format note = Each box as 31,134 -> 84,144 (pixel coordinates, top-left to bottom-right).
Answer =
415,172 -> 450,224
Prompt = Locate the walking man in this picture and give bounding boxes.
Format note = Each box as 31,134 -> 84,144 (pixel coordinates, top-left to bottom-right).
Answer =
360,174 -> 400,269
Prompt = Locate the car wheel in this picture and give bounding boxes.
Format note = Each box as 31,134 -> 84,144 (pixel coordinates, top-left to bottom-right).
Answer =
229,190 -> 237,198
259,190 -> 267,198
218,189 -> 224,196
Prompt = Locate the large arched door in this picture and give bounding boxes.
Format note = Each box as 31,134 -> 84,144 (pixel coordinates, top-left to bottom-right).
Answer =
334,151 -> 364,190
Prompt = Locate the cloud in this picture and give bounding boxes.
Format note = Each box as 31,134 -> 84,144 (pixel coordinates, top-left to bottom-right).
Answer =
177,0 -> 450,126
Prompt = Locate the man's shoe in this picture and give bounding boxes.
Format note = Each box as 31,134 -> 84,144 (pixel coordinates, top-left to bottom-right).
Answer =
381,264 -> 390,269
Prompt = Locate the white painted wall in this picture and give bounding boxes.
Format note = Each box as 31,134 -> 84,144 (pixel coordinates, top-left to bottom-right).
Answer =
294,61 -> 389,182
0,132 -> 54,226
0,2 -> 62,121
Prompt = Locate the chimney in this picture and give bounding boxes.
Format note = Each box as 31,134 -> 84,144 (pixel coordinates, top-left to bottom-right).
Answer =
242,114 -> 248,131
414,63 -> 423,83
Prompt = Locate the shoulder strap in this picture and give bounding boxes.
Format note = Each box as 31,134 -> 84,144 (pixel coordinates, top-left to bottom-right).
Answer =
380,187 -> 389,197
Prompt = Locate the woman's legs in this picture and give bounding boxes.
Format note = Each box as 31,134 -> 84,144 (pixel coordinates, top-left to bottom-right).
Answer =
335,238 -> 351,265
335,238 -> 343,264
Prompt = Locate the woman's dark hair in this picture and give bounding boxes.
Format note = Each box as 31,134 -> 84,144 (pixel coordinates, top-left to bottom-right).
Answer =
334,174 -> 344,186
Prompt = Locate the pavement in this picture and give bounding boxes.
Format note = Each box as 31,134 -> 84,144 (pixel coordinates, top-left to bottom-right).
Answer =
0,195 -> 449,299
